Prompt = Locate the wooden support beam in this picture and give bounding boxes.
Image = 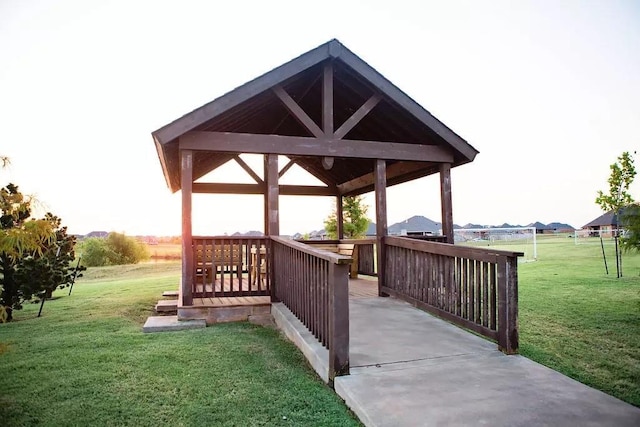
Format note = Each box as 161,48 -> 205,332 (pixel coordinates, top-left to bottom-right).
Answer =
337,161 -> 428,195
334,94 -> 381,139
265,154 -> 280,236
273,85 -> 324,138
180,131 -> 454,163
323,62 -> 334,136
329,261 -> 350,382
336,195 -> 344,239
192,182 -> 336,196
278,158 -> 296,178
181,150 -> 194,306
375,159 -> 388,296
440,163 -> 454,244
233,155 -> 263,184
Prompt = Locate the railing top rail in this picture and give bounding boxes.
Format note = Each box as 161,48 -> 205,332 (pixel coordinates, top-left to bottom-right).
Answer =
297,238 -> 376,245
272,236 -> 352,265
385,235 -> 524,262
192,235 -> 268,241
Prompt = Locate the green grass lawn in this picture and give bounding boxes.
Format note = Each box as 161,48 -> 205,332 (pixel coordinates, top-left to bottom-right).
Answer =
517,235 -> 640,407
0,261 -> 361,426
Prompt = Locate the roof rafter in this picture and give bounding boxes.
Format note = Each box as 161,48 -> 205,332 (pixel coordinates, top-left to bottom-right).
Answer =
272,85 -> 323,138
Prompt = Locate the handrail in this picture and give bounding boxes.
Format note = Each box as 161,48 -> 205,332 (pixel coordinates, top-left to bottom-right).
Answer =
386,236 -> 524,261
272,236 -> 351,264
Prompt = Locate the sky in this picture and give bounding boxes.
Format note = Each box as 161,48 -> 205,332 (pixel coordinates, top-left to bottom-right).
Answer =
1,0 -> 639,236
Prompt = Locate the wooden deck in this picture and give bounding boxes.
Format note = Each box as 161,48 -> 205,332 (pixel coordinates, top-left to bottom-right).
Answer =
349,277 -> 378,299
183,276 -> 377,309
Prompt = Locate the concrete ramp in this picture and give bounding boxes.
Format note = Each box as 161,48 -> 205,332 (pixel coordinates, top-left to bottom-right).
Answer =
334,298 -> 640,426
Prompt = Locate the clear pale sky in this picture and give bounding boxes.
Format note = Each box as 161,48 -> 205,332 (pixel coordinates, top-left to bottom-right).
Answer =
1,0 -> 639,236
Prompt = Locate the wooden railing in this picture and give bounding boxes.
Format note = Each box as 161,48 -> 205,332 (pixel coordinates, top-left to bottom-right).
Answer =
271,236 -> 350,381
383,236 -> 521,354
191,236 -> 269,297
353,240 -> 376,276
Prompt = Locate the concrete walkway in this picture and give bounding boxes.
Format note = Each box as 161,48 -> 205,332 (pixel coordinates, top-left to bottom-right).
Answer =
329,297 -> 640,426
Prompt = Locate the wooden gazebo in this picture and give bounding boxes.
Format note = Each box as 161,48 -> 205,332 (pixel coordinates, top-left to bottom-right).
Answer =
153,39 -> 519,382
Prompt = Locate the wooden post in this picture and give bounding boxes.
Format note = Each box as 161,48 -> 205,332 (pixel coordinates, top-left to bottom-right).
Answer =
265,154 -> 279,302
328,261 -> 350,384
264,154 -> 280,236
336,195 -> 344,239
497,256 -> 519,354
181,149 -> 194,306
440,163 -> 454,244
375,159 -> 388,296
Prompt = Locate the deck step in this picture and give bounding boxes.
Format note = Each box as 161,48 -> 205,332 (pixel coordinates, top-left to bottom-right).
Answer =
155,299 -> 178,313
179,300 -> 271,325
142,315 -> 206,333
162,290 -> 179,297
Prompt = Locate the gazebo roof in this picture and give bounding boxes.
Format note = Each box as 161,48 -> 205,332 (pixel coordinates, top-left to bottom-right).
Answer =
153,39 -> 478,195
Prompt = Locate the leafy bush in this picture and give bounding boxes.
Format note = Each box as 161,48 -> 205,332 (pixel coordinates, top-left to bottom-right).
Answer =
79,232 -> 149,267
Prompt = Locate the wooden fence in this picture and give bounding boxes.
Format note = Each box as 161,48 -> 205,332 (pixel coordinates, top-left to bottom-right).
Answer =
382,236 -> 521,354
271,236 -> 351,381
191,236 -> 269,297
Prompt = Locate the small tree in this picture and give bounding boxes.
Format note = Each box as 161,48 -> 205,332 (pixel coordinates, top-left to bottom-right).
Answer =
0,184 -> 64,321
324,196 -> 370,239
595,151 -> 637,277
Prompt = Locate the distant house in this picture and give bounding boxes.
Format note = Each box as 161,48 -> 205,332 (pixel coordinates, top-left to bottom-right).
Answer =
546,222 -> 575,233
85,231 -> 108,239
583,210 -> 624,237
527,222 -> 552,234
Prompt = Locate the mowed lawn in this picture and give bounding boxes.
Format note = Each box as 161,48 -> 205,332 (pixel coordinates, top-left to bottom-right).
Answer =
0,262 -> 361,426
517,235 -> 640,407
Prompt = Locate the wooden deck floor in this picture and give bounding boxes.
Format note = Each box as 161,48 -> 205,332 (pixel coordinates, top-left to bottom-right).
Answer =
184,276 -> 378,308
349,277 -> 378,299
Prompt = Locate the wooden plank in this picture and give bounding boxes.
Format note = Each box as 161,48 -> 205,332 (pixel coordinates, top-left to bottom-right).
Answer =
385,236 -> 524,261
192,182 -> 337,196
273,85 -> 324,138
323,62 -> 334,136
336,195 -> 344,239
181,150 -> 194,306
334,94 -> 381,139
278,158 -> 295,178
329,262 -> 350,383
179,131 -> 455,163
440,163 -> 454,244
265,154 -> 280,236
233,155 -> 263,184
273,236 -> 351,264
375,159 -> 388,296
